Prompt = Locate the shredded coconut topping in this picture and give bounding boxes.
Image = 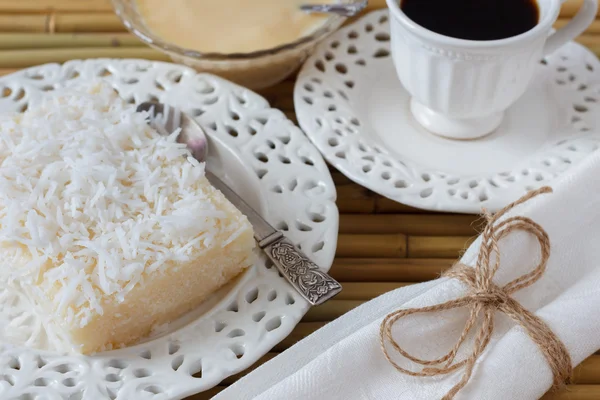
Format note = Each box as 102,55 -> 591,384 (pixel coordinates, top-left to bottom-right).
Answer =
0,82 -> 248,327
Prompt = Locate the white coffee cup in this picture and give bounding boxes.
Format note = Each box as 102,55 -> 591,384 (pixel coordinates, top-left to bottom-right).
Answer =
386,0 -> 598,139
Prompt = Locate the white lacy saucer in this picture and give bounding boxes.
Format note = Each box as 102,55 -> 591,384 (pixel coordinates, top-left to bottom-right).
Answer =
295,10 -> 600,213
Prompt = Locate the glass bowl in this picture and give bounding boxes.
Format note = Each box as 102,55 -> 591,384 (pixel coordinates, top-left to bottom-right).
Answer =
111,0 -> 348,89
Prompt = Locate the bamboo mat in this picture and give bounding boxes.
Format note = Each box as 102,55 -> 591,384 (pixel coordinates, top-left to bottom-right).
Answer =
0,0 -> 599,399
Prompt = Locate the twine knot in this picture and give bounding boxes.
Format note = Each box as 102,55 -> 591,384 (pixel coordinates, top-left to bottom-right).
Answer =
470,289 -> 506,305
380,187 -> 572,400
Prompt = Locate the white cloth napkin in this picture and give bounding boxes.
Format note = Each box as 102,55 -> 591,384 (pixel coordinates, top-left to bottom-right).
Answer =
215,150 -> 600,400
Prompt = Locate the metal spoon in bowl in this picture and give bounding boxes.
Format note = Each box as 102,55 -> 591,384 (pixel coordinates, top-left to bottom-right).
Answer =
136,102 -> 343,307
300,0 -> 368,17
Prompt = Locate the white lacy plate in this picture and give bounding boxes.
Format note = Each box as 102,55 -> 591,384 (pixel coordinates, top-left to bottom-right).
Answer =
295,10 -> 600,213
0,59 -> 338,399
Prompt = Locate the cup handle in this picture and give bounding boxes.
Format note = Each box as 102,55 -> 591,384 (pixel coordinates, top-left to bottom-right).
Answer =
543,0 -> 598,55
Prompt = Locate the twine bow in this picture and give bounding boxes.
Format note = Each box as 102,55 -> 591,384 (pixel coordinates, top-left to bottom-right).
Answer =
379,187 -> 572,399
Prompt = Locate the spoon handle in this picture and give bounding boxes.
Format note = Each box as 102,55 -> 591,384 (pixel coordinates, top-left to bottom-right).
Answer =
262,236 -> 343,306
300,0 -> 368,17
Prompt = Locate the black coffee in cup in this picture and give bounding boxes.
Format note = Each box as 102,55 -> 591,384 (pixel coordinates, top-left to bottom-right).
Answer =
400,0 -> 539,41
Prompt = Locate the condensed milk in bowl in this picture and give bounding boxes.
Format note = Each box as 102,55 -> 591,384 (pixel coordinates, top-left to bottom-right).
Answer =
112,0 -> 347,89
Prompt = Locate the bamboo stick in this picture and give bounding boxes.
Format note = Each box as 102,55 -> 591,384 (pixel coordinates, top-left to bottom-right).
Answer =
574,356 -> 600,385
362,0 -> 386,13
0,33 -> 142,49
335,183 -> 434,213
257,79 -> 294,102
0,68 -> 18,76
339,214 -> 483,235
542,385 -> 600,400
0,0 -> 112,12
336,234 -> 407,258
377,196 -> 426,213
283,110 -> 298,125
0,13 -> 124,33
331,171 -> 354,186
576,34 -> 600,47
560,0 -> 600,18
0,14 -> 47,33
54,13 -> 125,33
303,300 -> 363,321
259,70 -> 303,110
407,236 -> 474,258
0,47 -> 169,68
556,19 -> 600,34
335,184 -> 377,213
577,41 -> 600,56
264,92 -> 294,112
273,322 -> 327,351
329,258 -> 452,282
335,281 -> 411,300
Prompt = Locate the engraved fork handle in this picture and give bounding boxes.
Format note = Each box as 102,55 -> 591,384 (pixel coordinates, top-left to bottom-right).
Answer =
261,236 -> 342,306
